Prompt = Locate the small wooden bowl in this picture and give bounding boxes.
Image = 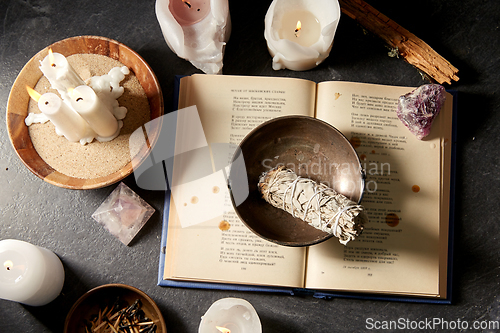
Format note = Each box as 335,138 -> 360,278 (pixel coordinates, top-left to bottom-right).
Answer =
229,116 -> 365,247
64,283 -> 167,333
6,36 -> 163,189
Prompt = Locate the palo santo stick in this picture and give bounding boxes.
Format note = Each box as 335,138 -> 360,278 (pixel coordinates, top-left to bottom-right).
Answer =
259,166 -> 367,245
339,0 -> 459,84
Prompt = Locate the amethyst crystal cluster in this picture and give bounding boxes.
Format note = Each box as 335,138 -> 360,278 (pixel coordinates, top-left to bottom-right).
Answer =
396,84 -> 446,140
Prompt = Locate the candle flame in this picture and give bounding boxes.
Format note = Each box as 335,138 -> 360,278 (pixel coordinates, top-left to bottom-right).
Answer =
48,48 -> 56,67
216,327 -> 231,333
4,260 -> 13,270
295,21 -> 302,32
26,86 -> 41,102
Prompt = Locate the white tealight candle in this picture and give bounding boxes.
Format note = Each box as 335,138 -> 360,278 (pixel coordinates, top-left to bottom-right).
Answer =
27,87 -> 94,143
70,85 -> 119,139
198,298 -> 262,333
0,239 -> 65,306
39,49 -> 86,100
156,0 -> 231,74
264,0 -> 341,71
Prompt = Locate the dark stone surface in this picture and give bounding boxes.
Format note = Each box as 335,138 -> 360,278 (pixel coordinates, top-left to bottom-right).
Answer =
1,0 -> 499,332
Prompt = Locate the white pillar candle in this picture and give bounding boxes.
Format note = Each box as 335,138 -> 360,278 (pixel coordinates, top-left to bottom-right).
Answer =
264,0 -> 341,71
0,239 -> 65,306
36,91 -> 94,143
70,85 -> 119,139
198,298 -> 262,333
156,0 -> 231,74
39,50 -> 86,100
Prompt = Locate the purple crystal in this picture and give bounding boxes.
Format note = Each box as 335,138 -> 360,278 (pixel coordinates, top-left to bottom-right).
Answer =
92,182 -> 155,245
396,84 -> 446,140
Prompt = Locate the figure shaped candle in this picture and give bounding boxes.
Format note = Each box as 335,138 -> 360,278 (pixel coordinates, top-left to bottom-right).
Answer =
264,0 -> 340,71
26,86 -> 94,143
198,298 -> 262,333
70,85 -> 121,139
156,0 -> 231,74
39,49 -> 86,100
0,239 -> 65,306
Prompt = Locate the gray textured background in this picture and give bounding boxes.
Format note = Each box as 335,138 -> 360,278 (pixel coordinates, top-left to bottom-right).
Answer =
1,0 -> 499,332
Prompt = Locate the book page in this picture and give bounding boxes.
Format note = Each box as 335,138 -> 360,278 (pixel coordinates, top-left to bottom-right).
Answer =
306,81 -> 449,296
164,74 -> 317,287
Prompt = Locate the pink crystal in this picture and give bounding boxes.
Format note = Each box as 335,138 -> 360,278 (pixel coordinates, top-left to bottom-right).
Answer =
396,84 -> 446,140
92,182 -> 155,245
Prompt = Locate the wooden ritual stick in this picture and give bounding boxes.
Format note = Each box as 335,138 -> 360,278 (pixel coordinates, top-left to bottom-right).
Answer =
339,0 -> 459,84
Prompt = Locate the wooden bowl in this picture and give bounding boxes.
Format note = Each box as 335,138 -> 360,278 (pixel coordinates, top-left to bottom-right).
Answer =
229,116 -> 365,247
64,283 -> 167,333
6,36 -> 163,189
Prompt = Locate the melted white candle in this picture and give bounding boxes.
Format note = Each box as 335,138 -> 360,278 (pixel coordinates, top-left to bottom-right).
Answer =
264,0 -> 340,71
26,64 -> 129,145
156,0 -> 231,74
278,10 -> 321,47
38,92 -> 94,142
198,298 -> 262,333
70,85 -> 120,139
39,52 -> 85,100
0,239 -> 65,306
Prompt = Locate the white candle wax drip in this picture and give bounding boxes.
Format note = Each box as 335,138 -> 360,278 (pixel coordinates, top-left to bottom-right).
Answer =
264,0 -> 341,71
38,92 -> 94,142
0,239 -> 65,306
156,0 -> 231,74
198,298 -> 262,333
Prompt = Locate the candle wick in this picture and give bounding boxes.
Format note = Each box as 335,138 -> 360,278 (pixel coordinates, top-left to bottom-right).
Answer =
76,97 -> 83,102
183,1 -> 192,8
45,101 -> 49,105
51,63 -> 56,68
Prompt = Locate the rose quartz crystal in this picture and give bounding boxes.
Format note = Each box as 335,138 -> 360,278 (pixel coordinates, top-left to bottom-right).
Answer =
396,84 -> 446,140
92,182 -> 155,245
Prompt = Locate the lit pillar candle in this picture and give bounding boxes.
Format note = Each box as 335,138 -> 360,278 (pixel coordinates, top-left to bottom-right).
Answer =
264,0 -> 341,71
155,0 -> 231,74
26,86 -> 93,143
39,49 -> 85,99
70,85 -> 119,138
0,239 -> 65,306
198,298 -> 262,333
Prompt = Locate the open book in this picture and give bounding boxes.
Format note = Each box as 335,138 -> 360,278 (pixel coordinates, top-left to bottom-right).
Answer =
158,74 -> 455,303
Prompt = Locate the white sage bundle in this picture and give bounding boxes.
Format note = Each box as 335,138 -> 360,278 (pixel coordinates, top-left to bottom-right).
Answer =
258,166 -> 367,245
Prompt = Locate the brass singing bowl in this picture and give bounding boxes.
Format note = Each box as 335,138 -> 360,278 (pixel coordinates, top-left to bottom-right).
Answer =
229,115 -> 365,247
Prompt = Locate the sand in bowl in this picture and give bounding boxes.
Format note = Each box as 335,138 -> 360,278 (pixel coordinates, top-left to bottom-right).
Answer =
27,54 -> 150,179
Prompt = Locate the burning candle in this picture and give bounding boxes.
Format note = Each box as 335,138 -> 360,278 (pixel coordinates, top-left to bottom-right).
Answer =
155,0 -> 231,74
198,298 -> 262,333
264,0 -> 341,71
0,239 -> 65,306
279,11 -> 321,47
169,0 -> 211,25
26,86 -> 93,143
39,49 -> 85,100
70,85 -> 120,139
